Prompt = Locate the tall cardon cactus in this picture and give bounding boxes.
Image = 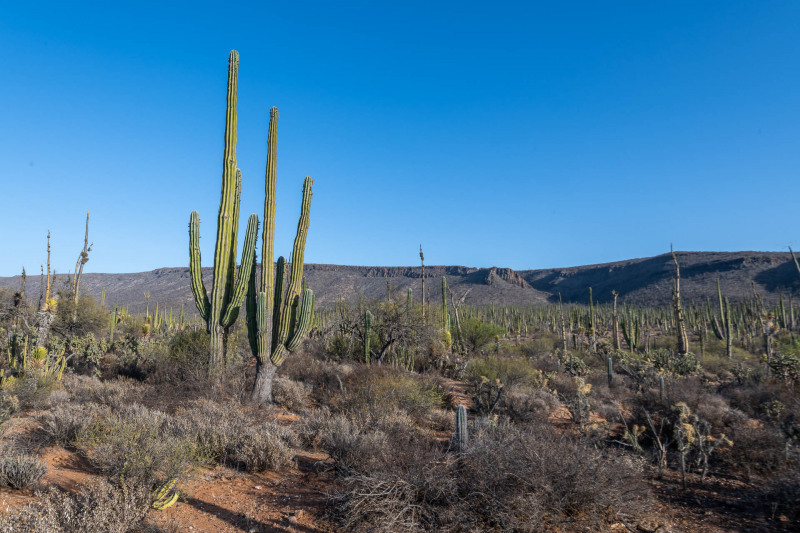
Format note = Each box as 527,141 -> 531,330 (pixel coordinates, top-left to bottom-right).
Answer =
247,107 -> 315,404
189,50 -> 258,370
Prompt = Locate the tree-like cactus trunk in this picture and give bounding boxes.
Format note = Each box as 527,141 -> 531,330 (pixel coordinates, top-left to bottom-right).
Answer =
252,359 -> 279,402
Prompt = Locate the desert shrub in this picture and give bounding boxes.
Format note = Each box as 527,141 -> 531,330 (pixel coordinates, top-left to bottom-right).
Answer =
6,371 -> 62,409
648,348 -> 700,376
329,421 -> 655,532
226,422 -> 295,472
75,403 -> 203,485
0,478 -> 152,532
37,401 -> 110,447
455,424 -> 652,531
62,374 -> 143,408
279,352 -> 350,400
0,392 -> 20,428
715,421 -> 790,477
300,409 -> 364,460
169,399 -> 242,463
343,366 -> 445,421
51,294 -> 111,339
768,351 -> 800,385
503,387 -> 561,423
762,462 -> 800,524
516,335 -> 558,358
0,452 -> 47,489
272,376 -> 311,411
66,333 -> 108,375
466,355 -> 550,389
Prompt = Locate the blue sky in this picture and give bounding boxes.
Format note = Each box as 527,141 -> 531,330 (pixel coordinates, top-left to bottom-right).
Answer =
2,1 -> 799,275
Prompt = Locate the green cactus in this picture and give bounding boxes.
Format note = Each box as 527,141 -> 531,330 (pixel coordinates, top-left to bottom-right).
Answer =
247,106 -> 314,404
453,404 -> 468,453
189,51 -> 259,370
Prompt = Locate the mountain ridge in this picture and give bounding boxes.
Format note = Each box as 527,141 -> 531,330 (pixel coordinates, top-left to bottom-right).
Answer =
1,251 -> 798,315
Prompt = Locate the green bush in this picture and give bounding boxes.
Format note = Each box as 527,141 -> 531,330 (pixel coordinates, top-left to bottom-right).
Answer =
466,355 -> 549,388
459,317 -> 505,353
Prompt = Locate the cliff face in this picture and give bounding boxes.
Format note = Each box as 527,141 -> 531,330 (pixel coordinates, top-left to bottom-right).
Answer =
2,252 -> 798,314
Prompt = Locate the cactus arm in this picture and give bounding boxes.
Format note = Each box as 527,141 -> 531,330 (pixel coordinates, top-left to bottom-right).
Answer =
285,177 -> 313,307
221,213 -> 259,327
275,178 -> 312,350
271,343 -> 289,367
261,107 -> 279,299
189,211 -> 210,321
227,169 -> 243,291
209,50 -> 239,331
286,289 -> 314,351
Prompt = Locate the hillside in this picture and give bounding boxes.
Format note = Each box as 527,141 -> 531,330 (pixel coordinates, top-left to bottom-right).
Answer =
1,251 -> 799,314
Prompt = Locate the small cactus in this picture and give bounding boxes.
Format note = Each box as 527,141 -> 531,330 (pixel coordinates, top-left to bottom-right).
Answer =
454,404 -> 468,453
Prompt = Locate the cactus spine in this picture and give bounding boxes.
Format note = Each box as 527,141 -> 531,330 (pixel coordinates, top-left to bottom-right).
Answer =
189,51 -> 259,370
247,107 -> 314,404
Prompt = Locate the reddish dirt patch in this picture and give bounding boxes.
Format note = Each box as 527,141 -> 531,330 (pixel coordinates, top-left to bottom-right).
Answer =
147,452 -> 335,533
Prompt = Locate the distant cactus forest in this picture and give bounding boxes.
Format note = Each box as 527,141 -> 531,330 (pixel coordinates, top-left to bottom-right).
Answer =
1,51 -> 798,532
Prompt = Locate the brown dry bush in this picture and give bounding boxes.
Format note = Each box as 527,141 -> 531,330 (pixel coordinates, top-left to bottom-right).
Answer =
226,423 -> 295,472
329,420 -> 655,532
714,422 -> 791,478
457,424 -> 652,531
340,365 -> 446,423
502,386 -> 561,423
271,376 -> 311,411
168,399 -> 299,472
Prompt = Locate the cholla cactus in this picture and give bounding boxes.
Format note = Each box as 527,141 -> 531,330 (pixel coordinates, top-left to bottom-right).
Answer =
623,423 -> 646,453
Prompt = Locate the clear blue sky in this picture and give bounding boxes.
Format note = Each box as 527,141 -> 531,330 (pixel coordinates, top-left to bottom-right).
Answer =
2,1 -> 799,276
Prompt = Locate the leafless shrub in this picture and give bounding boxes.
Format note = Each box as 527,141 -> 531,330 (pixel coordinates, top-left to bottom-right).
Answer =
330,420 -> 655,532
